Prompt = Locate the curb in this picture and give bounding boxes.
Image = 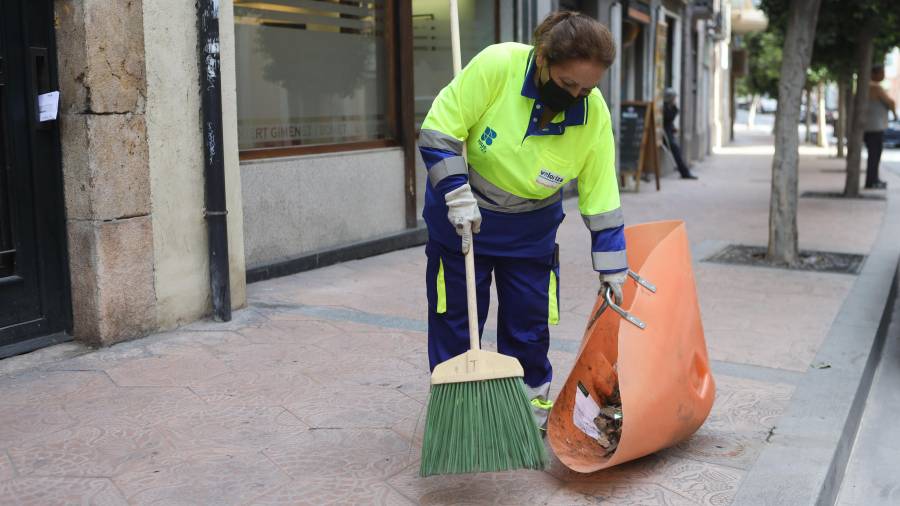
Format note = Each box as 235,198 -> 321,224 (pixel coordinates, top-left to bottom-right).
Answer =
732,179 -> 900,505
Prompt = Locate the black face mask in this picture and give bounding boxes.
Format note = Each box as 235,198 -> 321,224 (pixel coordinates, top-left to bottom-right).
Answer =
539,66 -> 579,112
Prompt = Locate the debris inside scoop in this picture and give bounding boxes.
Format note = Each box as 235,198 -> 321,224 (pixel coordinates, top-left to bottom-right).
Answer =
593,386 -> 623,456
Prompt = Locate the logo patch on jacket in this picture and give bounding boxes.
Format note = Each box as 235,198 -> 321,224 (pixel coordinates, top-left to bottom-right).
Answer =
478,127 -> 497,152
536,168 -> 565,189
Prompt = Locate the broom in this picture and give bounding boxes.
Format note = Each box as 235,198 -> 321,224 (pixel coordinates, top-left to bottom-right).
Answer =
419,3 -> 546,474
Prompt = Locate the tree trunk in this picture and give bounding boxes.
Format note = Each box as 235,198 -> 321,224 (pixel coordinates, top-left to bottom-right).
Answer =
804,87 -> 813,144
836,77 -> 847,157
844,17 -> 879,197
768,0 -> 822,266
748,94 -> 760,128
817,81 -> 828,148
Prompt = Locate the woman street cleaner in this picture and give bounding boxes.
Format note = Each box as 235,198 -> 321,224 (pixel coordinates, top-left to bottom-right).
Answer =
418,11 -> 627,434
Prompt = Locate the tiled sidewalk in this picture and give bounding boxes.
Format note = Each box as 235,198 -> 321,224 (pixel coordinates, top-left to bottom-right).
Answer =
0,131 -> 891,505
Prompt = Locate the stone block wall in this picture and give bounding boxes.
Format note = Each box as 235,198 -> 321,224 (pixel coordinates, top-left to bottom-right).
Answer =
55,0 -> 156,346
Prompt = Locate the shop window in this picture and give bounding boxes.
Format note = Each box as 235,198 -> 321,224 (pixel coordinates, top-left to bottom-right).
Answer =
412,0 -> 497,127
234,0 -> 395,156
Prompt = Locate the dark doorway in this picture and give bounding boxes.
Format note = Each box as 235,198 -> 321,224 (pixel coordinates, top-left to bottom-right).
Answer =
0,0 -> 71,358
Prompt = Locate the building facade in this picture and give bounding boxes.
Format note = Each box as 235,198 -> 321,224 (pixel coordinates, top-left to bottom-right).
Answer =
1,0 -> 736,357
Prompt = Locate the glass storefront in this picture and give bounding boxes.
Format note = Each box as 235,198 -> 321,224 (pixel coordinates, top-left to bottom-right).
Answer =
234,0 -> 391,151
233,0 -> 498,155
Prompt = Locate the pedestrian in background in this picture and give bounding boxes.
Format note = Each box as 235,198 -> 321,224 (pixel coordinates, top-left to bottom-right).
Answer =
417,11 -> 626,432
663,88 -> 698,180
864,65 -> 897,189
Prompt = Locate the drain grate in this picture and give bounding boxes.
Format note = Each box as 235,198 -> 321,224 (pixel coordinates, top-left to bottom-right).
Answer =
704,244 -> 865,275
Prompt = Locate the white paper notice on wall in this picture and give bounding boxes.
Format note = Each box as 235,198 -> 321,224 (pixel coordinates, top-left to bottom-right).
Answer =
573,381 -> 602,440
38,91 -> 60,122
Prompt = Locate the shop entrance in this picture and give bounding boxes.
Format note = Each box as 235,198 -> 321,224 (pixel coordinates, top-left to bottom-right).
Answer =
0,0 -> 70,358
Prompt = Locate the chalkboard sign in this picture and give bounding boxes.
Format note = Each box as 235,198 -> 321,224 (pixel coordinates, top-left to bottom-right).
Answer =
618,101 -> 660,191
619,103 -> 648,173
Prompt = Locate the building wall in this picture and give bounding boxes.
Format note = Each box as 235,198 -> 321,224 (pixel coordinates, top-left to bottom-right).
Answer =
241,148 -> 407,269
143,0 -> 247,330
55,0 -> 246,346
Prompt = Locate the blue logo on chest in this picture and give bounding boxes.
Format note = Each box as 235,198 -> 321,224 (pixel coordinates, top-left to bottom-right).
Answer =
478,127 -> 497,153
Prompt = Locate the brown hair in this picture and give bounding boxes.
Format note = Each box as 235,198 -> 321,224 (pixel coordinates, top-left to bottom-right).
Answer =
533,11 -> 616,68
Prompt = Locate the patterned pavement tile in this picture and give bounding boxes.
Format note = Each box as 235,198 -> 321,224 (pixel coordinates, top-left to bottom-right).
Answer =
103,352 -> 231,388
314,330 -> 427,357
395,372 -> 430,405
251,477 -> 414,506
387,463 -> 563,505
550,452 -> 740,505
7,423 -> 173,477
62,386 -> 206,428
549,482 -> 697,505
285,384 -> 423,430
0,370 -> 116,405
390,409 -> 427,448
703,375 -> 794,434
662,428 -> 764,471
0,451 -> 14,481
0,404 -> 77,449
302,352 -> 426,390
154,405 -> 308,451
189,369 -> 319,407
262,429 -> 415,481
647,456 -> 742,505
209,342 -> 330,373
236,319 -> 344,346
140,330 -> 249,358
0,477 -> 127,505
113,448 -> 289,505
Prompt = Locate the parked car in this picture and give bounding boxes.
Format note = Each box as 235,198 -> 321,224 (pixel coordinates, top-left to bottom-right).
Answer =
885,120 -> 900,148
758,97 -> 777,113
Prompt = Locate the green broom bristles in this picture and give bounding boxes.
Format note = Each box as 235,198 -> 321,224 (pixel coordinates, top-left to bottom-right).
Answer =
419,376 -> 548,476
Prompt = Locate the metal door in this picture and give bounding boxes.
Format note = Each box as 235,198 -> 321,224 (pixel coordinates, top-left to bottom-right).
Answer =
0,0 -> 70,357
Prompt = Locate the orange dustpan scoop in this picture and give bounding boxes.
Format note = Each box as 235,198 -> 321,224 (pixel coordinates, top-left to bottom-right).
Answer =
548,220 -> 715,472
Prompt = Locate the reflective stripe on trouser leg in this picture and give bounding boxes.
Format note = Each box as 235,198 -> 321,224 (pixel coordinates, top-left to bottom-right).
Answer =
526,382 -> 553,428
548,269 -> 559,326
424,240 -> 494,371
436,259 -> 446,314
493,252 -> 556,426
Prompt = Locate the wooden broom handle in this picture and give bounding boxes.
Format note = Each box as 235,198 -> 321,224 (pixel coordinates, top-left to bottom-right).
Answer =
450,0 -> 478,351
464,233 -> 479,352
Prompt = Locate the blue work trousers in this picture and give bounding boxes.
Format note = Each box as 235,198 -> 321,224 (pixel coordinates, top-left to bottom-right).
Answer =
424,239 -> 559,390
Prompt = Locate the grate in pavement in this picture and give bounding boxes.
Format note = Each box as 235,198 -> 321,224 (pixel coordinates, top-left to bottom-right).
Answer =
801,191 -> 886,201
704,244 -> 865,275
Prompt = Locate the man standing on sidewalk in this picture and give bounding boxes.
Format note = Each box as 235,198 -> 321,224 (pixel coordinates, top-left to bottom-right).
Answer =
663,89 -> 698,180
864,65 -> 897,189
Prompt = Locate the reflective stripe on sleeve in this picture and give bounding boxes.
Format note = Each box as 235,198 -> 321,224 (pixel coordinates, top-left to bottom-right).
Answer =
581,207 -> 624,231
428,156 -> 469,187
592,250 -> 628,272
418,129 -> 463,155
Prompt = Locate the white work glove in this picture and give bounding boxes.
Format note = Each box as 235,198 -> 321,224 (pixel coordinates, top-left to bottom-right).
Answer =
599,271 -> 627,306
445,184 -> 482,254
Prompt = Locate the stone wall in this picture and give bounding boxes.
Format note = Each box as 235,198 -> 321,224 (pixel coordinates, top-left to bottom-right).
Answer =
55,0 -> 156,345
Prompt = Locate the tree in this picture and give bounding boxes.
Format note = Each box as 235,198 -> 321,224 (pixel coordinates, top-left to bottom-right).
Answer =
761,0 -> 823,265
